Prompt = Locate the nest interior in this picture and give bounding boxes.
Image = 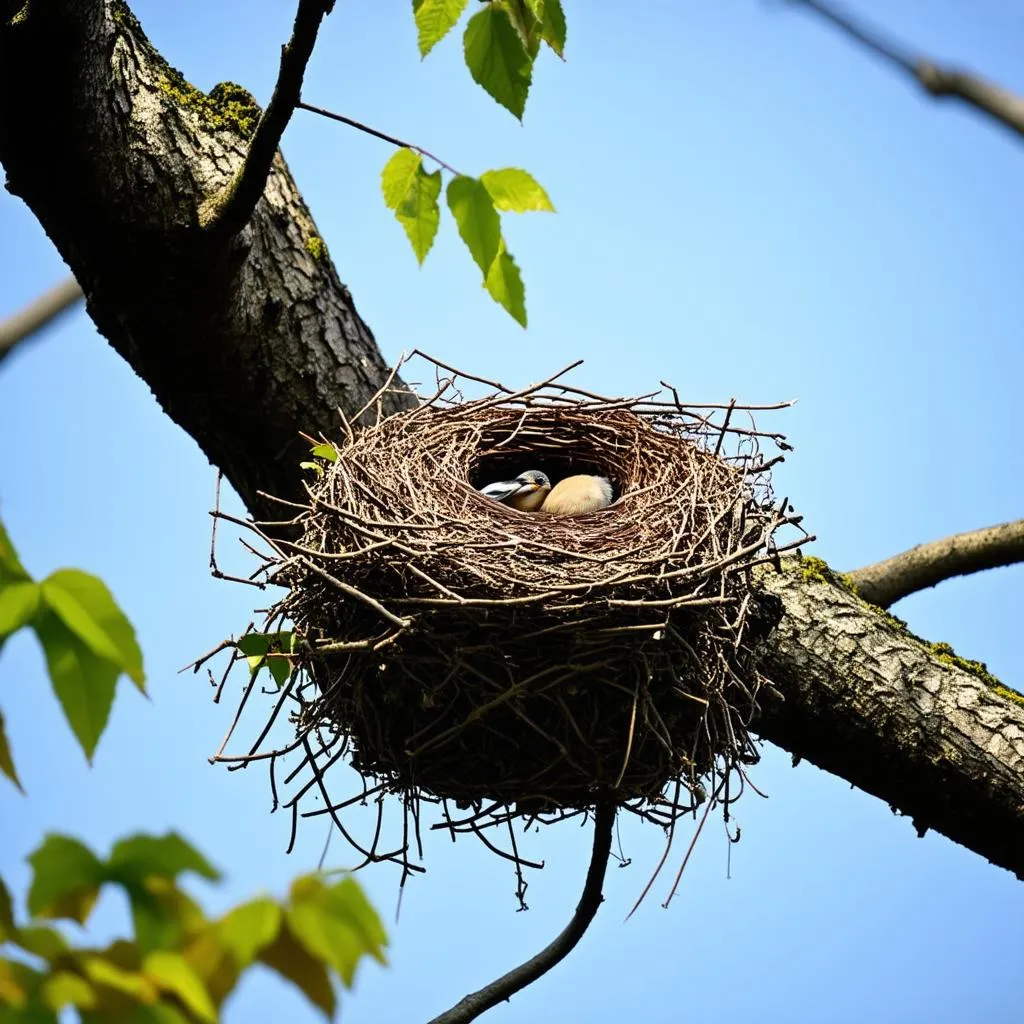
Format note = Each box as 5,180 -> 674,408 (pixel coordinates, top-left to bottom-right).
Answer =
263,368 -> 800,819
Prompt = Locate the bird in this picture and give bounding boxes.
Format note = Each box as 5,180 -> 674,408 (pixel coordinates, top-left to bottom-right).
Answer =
541,474 -> 614,516
479,469 -> 552,511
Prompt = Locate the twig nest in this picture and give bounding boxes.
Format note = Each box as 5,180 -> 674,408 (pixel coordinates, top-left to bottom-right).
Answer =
272,367 -> 798,813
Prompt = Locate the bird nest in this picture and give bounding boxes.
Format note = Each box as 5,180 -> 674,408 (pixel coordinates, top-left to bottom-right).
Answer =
206,356 -> 805,880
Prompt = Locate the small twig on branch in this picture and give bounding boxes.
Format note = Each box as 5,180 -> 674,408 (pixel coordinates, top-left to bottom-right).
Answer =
0,275 -> 83,364
201,0 -> 334,235
788,0 -> 1024,141
297,101 -> 465,176
848,518 -> 1024,609
427,800 -> 617,1024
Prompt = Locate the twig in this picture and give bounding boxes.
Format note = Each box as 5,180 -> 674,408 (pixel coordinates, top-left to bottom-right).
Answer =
297,102 -> 465,177
847,517 -> 1024,608
788,0 -> 1024,141
201,0 -> 334,234
0,275 -> 83,363
427,800 -> 616,1024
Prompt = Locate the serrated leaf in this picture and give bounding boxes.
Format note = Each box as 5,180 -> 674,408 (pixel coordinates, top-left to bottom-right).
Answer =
485,246 -> 527,327
40,570 -> 144,691
309,443 -> 338,463
498,0 -> 541,57
259,920 -> 335,1019
0,710 -> 24,794
0,581 -> 40,641
413,0 -> 469,57
108,834 -> 221,886
218,898 -> 282,967
463,5 -> 533,120
12,926 -> 69,962
447,176 -> 501,277
41,971 -> 96,1012
33,611 -> 119,763
287,875 -> 387,988
0,520 -> 31,584
481,168 -> 554,213
396,164 -> 442,265
540,0 -> 566,56
143,951 -> 216,1024
27,835 -> 105,925
381,148 -> 422,211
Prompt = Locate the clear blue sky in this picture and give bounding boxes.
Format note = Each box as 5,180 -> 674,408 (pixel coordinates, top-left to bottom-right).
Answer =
2,2 -> 1023,1021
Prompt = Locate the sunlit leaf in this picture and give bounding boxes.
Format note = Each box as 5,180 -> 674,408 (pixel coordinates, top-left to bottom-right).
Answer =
259,920 -> 335,1019
40,570 -> 144,692
381,148 -> 422,211
41,971 -> 96,1012
0,711 -> 24,794
287,875 -> 387,988
540,0 -> 566,56
125,877 -> 208,954
498,0 -> 541,57
0,581 -> 39,641
33,611 -> 119,763
463,4 -> 532,120
447,176 -> 501,277
480,168 -> 554,213
143,951 -> 216,1024
236,633 -> 295,688
485,245 -> 527,327
27,835 -> 105,925
108,834 -> 220,886
0,956 -> 29,1009
0,520 -> 31,584
81,955 -> 158,1003
309,443 -> 338,463
413,0 -> 469,57
181,928 -> 239,1009
396,164 -> 442,265
218,898 -> 282,967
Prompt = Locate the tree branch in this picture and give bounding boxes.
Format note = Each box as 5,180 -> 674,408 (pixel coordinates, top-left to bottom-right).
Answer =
427,800 -> 616,1024
200,0 -> 335,235
788,0 -> 1024,141
755,562 -> 1024,879
846,519 -> 1024,609
0,275 -> 83,365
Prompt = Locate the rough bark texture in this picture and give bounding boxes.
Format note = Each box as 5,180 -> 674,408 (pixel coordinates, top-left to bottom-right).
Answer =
754,566 -> 1024,879
0,0 -> 414,515
1,1 -> 1022,877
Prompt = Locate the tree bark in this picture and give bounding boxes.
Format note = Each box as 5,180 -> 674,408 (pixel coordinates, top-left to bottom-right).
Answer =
1,1 -> 1021,877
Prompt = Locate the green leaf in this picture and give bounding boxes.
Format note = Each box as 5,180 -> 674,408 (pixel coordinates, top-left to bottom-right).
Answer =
481,168 -> 555,213
0,711 -> 24,794
485,245 -> 528,327
108,834 -> 221,886
81,954 -> 158,1003
447,176 -> 501,277
381,148 -> 422,211
124,877 -> 209,954
0,957 -> 30,1010
259,920 -> 336,1019
539,0 -> 566,56
33,611 -> 119,763
463,5 -> 533,120
396,164 -> 442,265
143,951 -> 216,1024
309,443 -> 338,463
218,898 -> 282,967
26,835 -> 105,925
236,633 -> 295,688
180,928 -> 239,1010
40,971 -> 96,1012
287,875 -> 387,988
498,0 -> 541,57
39,570 -> 144,692
0,878 -> 15,941
0,520 -> 31,584
0,582 -> 40,641
413,0 -> 469,57
11,926 -> 69,962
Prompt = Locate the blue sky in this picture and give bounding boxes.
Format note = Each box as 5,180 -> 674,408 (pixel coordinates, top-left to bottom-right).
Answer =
1,1 -> 1022,1021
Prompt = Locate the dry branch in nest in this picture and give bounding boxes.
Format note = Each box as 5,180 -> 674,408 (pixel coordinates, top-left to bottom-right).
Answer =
206,356 -> 806,887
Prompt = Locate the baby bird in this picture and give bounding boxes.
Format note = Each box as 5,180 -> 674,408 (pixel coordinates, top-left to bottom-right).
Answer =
541,474 -> 614,516
479,469 -> 552,511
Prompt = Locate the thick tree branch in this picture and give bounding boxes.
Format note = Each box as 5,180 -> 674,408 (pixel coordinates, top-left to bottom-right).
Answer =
0,275 -> 83,365
755,563 -> 1024,879
201,0 -> 334,235
427,800 -> 616,1024
847,519 -> 1024,609
789,0 -> 1024,141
